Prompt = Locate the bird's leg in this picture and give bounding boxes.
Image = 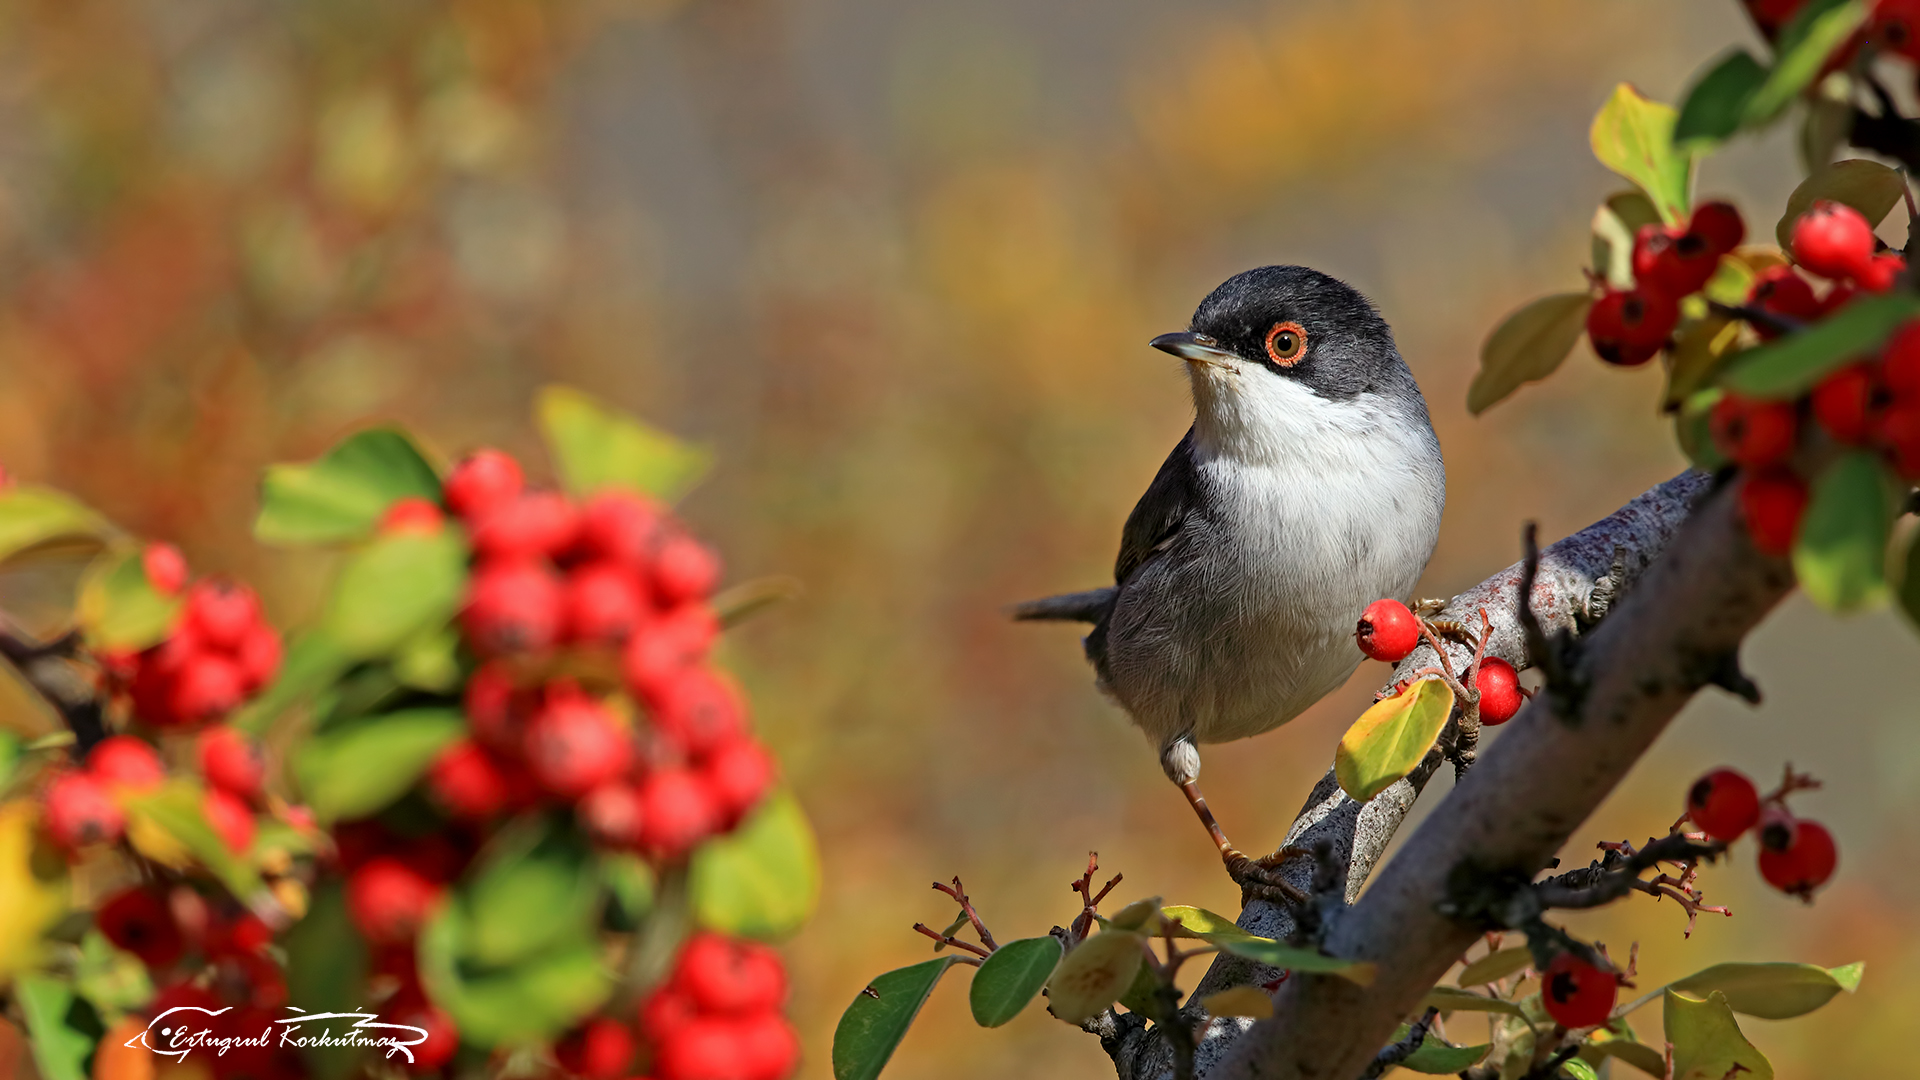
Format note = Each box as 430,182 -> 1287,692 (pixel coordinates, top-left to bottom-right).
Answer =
1163,737 -> 1309,907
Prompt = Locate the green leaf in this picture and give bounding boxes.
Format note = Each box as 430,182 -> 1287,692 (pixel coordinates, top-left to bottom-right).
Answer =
0,487 -> 110,567
603,853 -> 656,932
1334,679 -> 1456,802
1673,49 -> 1768,146
323,530 -> 468,658
1667,961 -> 1864,1020
1390,1024 -> 1491,1074
229,631 -> 352,737
1558,1059 -> 1600,1080
1675,389 -> 1729,471
1215,937 -> 1376,984
1774,158 -> 1908,249
295,707 -> 466,822
255,427 -> 442,545
1720,294 -> 1920,398
832,957 -> 959,1080
1160,905 -> 1257,942
968,936 -> 1064,1027
463,818 -> 601,968
75,547 -> 180,651
1047,930 -> 1146,1024
1583,1034 -> 1670,1079
690,790 -> 821,940
536,385 -> 712,502
1794,451 -> 1896,612
72,929 -> 155,1016
1665,990 -> 1773,1080
417,905 -> 611,1046
16,974 -> 102,1080
1457,945 -> 1532,987
1746,0 -> 1867,126
1468,293 -> 1595,415
284,880 -> 371,1080
1106,897 -> 1163,932
1419,986 -> 1524,1016
121,780 -> 261,898
1590,84 -> 1692,223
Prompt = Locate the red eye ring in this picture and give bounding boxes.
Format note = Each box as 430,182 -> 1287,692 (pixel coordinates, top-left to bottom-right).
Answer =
1265,321 -> 1308,366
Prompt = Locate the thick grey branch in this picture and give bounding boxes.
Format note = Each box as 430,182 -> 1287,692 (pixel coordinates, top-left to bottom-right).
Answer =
1213,471 -> 1793,1079
1105,470 -> 1711,1079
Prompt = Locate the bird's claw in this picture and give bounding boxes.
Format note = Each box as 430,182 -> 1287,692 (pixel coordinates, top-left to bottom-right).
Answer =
1223,847 -> 1310,907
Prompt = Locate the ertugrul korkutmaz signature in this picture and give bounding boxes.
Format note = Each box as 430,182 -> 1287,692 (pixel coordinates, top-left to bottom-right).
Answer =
124,1004 -> 432,1063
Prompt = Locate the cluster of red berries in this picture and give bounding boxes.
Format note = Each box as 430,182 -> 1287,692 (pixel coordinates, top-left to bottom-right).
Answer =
1540,950 -> 1620,1030
1354,599 -> 1524,725
1686,767 -> 1837,899
1586,201 -> 1745,366
100,883 -> 304,1078
105,546 -> 283,730
638,932 -> 801,1080
331,826 -> 464,1071
413,449 -> 775,861
46,727 -> 268,858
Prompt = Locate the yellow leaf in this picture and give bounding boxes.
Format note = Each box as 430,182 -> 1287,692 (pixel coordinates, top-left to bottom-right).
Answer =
1589,84 -> 1691,223
1663,315 -> 1743,410
1047,931 -> 1146,1025
1159,905 -> 1255,942
1665,990 -> 1773,1080
0,800 -> 68,981
1335,679 -> 1456,802
1199,985 -> 1273,1019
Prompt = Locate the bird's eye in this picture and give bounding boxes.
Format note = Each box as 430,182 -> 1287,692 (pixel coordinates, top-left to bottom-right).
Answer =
1265,321 -> 1307,366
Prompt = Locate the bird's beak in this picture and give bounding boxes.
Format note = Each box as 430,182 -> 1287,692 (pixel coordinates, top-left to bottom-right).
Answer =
1150,332 -> 1237,369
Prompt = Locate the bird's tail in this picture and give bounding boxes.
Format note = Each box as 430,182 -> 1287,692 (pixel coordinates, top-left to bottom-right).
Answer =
1008,587 -> 1117,623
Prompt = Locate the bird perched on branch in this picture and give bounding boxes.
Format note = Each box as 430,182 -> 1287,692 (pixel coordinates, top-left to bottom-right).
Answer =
1014,265 -> 1445,895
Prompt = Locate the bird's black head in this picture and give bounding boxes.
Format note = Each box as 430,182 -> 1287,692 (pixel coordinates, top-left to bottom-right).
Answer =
1152,265 -> 1410,403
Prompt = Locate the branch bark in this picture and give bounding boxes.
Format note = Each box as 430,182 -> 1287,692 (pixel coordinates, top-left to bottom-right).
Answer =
1103,468 -> 1736,1079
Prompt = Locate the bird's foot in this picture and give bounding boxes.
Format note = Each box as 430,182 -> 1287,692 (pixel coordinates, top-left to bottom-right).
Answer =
1222,846 -> 1310,908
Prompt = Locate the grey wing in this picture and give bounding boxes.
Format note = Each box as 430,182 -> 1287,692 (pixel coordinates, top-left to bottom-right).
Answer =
1089,428 -> 1200,678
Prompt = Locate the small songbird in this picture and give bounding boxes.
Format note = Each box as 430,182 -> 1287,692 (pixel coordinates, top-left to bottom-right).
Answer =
1014,266 -> 1445,890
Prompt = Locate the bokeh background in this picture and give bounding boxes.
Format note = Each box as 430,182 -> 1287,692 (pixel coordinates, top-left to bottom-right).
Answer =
0,0 -> 1913,1076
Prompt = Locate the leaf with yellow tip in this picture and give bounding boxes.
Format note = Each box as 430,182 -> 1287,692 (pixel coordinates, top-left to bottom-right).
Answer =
1335,679 -> 1455,802
1199,985 -> 1273,1019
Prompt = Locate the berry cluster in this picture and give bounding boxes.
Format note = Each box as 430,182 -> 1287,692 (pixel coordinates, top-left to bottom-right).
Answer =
639,932 -> 801,1080
1686,767 -> 1837,899
1353,598 -> 1524,725
100,884 -> 303,1078
1586,201 -> 1746,366
422,449 -> 776,861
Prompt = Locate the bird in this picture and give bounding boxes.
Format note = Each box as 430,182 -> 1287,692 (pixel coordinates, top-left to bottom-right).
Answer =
1013,265 -> 1445,894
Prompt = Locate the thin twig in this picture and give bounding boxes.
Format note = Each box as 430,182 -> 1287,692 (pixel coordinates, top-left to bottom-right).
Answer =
911,922 -> 990,959
1358,1007 -> 1439,1080
932,877 -> 999,952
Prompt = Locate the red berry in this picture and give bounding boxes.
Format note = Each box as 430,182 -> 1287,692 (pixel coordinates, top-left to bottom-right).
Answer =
470,491 -> 580,561
202,787 -> 255,854
204,911 -> 273,959
391,999 -> 460,1072
524,691 -> 634,800
1586,288 -> 1679,366
1747,265 -> 1822,338
87,735 -> 166,791
461,560 -> 564,655
703,735 -> 776,823
1689,201 -> 1745,255
346,857 -> 443,943
96,887 -> 185,969
1739,468 -> 1809,556
183,580 -> 262,652
1810,363 -> 1882,444
1883,319 -> 1920,400
443,449 -> 524,521
638,768 -> 721,859
380,496 -> 446,536
1354,599 -> 1419,663
46,772 -> 124,848
233,622 -> 282,695
1473,658 -> 1523,726
1791,200 -> 1878,282
578,783 -> 645,848
462,661 -> 525,753
678,932 -> 788,1014
554,1017 -> 637,1080
1859,252 -> 1906,293
1879,399 -> 1920,479
653,535 -> 722,605
655,1016 -> 748,1080
1632,224 -> 1718,298
1540,952 -> 1618,1029
576,491 -> 666,566
1759,816 -> 1838,898
563,562 -> 649,645
169,652 -> 247,726
652,668 -> 747,757
1710,395 -> 1798,468
198,726 -> 265,799
734,1010 -> 801,1080
426,740 -> 508,821
639,983 -> 700,1041
1873,0 -> 1920,59
623,606 -> 719,701
1686,768 -> 1761,841
142,542 -> 188,596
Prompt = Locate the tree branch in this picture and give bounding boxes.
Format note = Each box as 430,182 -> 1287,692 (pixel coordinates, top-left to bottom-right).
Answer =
0,619 -> 105,759
1213,470 -> 1793,1079
1102,469 -> 1714,1079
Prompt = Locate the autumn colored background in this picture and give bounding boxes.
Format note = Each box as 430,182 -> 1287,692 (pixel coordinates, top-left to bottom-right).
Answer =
0,1 -> 1911,1076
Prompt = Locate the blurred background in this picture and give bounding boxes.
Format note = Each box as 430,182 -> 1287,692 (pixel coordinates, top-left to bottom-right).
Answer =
0,0 -> 1912,1075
